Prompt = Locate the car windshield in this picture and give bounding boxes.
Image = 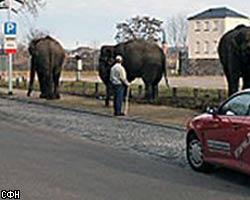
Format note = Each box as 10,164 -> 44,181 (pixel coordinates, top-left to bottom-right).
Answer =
219,93 -> 250,116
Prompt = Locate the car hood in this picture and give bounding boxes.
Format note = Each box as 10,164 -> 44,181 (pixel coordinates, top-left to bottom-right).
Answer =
187,113 -> 212,130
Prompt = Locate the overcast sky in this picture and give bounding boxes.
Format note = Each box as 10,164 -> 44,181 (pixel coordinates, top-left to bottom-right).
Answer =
2,0 -> 250,49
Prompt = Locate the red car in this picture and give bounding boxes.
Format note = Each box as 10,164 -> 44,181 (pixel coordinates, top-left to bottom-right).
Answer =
186,90 -> 250,174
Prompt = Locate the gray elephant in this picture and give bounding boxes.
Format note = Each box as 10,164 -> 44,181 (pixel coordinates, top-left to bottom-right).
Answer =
99,39 -> 168,106
27,36 -> 65,99
218,25 -> 250,96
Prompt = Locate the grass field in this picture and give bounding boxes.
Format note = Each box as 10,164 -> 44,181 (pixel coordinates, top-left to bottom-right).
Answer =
3,78 -> 227,111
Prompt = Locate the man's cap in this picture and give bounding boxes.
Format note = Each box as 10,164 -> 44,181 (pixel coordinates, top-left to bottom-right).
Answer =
116,55 -> 123,62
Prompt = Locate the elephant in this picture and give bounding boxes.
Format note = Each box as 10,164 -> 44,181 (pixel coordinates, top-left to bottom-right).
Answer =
218,25 -> 250,96
99,39 -> 168,106
27,36 -> 65,99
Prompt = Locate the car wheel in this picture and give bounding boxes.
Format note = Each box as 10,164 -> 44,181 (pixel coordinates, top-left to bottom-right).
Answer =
187,134 -> 214,173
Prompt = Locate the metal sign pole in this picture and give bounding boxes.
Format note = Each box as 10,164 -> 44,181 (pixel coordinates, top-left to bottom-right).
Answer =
8,53 -> 12,95
7,0 -> 13,95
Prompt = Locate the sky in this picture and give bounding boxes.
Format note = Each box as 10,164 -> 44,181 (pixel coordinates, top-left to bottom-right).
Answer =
1,0 -> 250,49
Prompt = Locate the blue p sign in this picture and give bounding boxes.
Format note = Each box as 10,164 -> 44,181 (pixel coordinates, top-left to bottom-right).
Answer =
4,22 -> 17,36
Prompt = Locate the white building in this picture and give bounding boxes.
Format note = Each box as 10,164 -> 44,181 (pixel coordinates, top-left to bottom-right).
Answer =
186,7 -> 250,75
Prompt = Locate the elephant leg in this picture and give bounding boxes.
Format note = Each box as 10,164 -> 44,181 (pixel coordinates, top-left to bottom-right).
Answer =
227,76 -> 240,96
145,84 -> 154,103
36,71 -> 46,98
153,85 -> 159,99
45,72 -> 54,100
53,71 -> 61,99
149,85 -> 154,103
243,81 -> 250,90
224,57 -> 241,96
242,72 -> 250,90
105,85 -> 111,107
144,84 -> 149,100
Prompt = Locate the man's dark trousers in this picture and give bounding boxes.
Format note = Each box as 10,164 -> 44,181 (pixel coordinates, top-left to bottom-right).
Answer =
113,84 -> 125,115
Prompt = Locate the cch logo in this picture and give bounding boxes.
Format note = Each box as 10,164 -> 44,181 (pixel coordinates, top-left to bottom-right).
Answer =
1,190 -> 20,199
4,22 -> 17,36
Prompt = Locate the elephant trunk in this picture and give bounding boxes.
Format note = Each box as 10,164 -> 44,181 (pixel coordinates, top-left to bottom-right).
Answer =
27,57 -> 35,97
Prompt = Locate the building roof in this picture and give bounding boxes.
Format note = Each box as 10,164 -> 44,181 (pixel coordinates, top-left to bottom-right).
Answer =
188,7 -> 249,20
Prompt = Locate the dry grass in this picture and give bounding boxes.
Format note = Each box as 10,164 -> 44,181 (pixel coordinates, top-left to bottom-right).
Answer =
52,95 -> 198,127
0,86 -> 198,127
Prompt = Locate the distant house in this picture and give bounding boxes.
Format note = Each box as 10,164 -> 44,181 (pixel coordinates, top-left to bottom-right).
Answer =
65,47 -> 100,71
187,7 -> 250,75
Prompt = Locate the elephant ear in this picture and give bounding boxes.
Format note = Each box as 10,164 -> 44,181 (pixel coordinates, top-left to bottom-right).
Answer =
28,38 -> 43,56
105,48 -> 115,66
28,40 -> 38,56
232,31 -> 245,55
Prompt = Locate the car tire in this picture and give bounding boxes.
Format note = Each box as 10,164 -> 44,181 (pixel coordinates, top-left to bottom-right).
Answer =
187,133 -> 214,173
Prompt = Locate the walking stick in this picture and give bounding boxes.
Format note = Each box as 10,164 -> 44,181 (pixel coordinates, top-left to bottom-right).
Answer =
124,86 -> 130,115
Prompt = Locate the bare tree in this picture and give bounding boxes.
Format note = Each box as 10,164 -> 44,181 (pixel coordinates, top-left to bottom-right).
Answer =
115,16 -> 164,43
26,28 -> 49,42
166,14 -> 187,48
0,0 -> 45,16
14,42 -> 29,70
22,0 -> 45,15
166,14 -> 188,75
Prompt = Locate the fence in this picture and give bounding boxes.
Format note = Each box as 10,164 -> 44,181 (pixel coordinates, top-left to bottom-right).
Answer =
3,79 -> 227,110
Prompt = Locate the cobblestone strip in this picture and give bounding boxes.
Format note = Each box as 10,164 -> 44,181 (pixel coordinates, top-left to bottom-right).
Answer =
0,97 -> 187,167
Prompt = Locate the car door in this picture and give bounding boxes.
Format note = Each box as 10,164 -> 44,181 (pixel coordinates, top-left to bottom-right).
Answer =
204,92 -> 250,167
203,114 -> 234,164
237,110 -> 250,173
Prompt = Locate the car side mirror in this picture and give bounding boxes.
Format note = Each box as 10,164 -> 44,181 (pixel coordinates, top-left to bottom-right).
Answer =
206,107 -> 218,116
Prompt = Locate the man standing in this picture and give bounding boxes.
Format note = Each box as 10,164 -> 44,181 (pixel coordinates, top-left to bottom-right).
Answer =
110,55 -> 130,116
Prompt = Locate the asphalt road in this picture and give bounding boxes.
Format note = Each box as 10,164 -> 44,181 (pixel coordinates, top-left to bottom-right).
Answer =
0,117 -> 250,200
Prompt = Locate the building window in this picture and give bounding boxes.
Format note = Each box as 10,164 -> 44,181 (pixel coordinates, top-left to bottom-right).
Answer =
195,41 -> 201,54
195,21 -> 201,32
204,21 -> 210,31
204,41 -> 209,54
213,21 -> 219,31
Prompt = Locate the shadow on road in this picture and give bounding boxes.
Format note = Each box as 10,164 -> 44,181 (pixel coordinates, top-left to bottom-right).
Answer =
212,167 -> 250,187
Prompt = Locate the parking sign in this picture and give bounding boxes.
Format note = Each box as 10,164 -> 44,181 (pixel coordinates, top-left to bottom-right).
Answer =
3,21 -> 17,54
4,22 -> 17,37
